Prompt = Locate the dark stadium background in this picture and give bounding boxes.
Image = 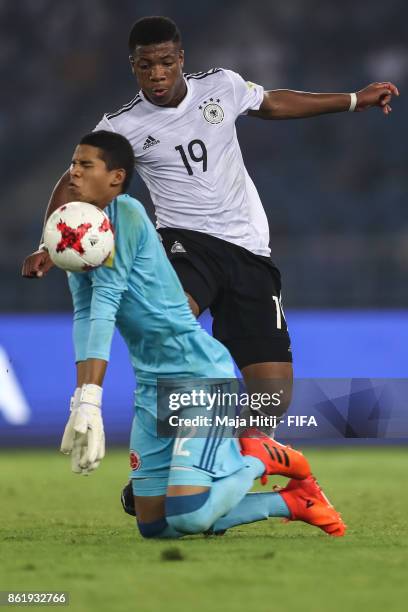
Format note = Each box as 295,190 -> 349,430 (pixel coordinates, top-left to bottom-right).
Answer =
0,0 -> 407,445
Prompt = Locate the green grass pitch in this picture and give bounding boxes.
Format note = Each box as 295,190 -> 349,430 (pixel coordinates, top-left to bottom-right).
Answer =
1,447 -> 407,612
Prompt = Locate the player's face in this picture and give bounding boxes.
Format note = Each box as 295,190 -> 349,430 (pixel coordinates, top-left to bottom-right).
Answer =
68,145 -> 123,207
130,41 -> 185,107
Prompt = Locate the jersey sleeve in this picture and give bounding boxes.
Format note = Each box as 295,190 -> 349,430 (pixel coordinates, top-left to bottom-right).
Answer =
223,69 -> 264,116
93,115 -> 115,133
67,272 -> 92,363
85,201 -> 147,361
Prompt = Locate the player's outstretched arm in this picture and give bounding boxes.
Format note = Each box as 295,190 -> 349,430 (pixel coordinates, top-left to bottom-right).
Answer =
249,81 -> 399,120
60,359 -> 107,474
21,170 -> 71,278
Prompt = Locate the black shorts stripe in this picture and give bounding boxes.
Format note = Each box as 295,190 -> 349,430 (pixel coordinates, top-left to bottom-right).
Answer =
106,96 -> 143,119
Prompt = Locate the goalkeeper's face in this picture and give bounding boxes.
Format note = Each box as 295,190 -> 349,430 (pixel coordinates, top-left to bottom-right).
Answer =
69,145 -> 125,208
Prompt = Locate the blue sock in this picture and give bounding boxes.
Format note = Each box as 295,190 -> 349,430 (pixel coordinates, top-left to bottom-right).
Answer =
165,456 -> 264,535
211,491 -> 290,532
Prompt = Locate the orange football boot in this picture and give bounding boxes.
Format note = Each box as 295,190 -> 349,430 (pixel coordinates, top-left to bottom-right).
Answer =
239,428 -> 311,480
277,475 -> 346,537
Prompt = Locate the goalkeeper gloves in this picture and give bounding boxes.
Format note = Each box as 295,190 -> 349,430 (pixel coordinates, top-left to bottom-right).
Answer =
60,384 -> 105,474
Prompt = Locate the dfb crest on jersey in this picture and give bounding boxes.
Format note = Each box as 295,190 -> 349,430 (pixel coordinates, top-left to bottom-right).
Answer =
200,98 -> 224,124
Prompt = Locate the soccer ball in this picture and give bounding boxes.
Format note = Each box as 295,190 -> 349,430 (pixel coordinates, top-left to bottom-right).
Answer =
44,202 -> 114,272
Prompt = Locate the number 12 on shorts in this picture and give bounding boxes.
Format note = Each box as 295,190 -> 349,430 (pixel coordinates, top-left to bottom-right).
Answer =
173,426 -> 196,457
272,295 -> 286,330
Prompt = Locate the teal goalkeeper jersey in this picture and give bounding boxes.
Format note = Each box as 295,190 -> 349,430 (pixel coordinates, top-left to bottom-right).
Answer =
68,194 -> 235,385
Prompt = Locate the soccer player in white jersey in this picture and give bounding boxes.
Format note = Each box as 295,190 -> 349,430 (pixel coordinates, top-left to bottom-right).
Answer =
22,16 -> 397,538
22,16 -> 398,417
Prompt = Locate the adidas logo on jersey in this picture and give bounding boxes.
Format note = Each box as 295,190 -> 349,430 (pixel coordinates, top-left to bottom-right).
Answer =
143,135 -> 160,150
171,241 -> 186,254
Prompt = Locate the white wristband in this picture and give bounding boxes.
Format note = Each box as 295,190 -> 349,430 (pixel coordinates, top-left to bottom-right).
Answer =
80,384 -> 103,407
348,92 -> 357,112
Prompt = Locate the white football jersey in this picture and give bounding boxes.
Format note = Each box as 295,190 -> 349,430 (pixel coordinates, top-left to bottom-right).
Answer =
94,68 -> 270,256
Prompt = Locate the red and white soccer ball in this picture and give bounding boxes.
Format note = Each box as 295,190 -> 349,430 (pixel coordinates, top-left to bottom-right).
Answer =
44,202 -> 114,272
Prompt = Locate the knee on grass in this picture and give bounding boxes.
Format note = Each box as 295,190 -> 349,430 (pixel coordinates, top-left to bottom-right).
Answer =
136,491 -> 212,538
165,490 -> 211,535
137,517 -> 169,539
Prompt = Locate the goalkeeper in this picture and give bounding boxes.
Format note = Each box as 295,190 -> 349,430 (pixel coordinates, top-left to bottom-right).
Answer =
61,130 -> 345,538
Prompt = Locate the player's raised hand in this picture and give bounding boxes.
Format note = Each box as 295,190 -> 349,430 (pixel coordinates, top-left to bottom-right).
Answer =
21,249 -> 54,278
60,384 -> 105,474
356,82 -> 399,115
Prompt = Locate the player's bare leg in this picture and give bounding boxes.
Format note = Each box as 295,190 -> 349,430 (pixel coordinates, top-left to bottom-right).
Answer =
185,292 -> 200,317
182,295 -> 308,479
133,495 -> 166,522
166,485 -> 209,496
132,488 -> 209,520
241,361 -> 293,384
183,289 -> 293,424
241,361 -> 293,415
239,361 -> 293,437
239,361 -> 307,480
184,290 -> 293,426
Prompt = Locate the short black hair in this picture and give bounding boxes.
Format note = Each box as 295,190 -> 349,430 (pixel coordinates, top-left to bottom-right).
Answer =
79,131 -> 135,193
128,16 -> 181,54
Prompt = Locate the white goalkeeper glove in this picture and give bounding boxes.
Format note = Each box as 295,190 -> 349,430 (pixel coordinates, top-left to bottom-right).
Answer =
60,384 -> 105,474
